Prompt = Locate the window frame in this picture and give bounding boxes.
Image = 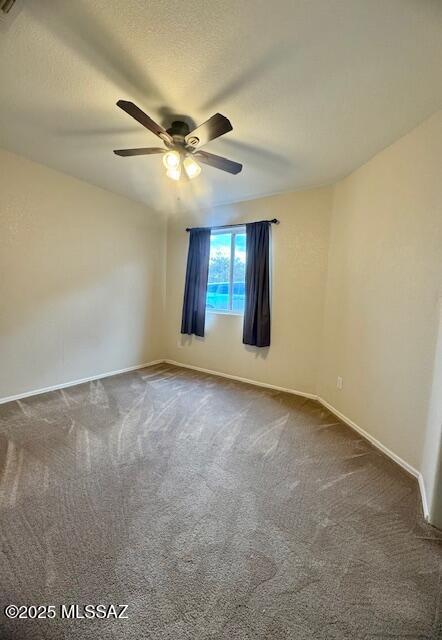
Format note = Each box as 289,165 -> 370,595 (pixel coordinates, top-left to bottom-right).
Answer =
206,226 -> 246,316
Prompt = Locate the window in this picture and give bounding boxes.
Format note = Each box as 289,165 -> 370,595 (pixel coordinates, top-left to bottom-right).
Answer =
206,227 -> 246,314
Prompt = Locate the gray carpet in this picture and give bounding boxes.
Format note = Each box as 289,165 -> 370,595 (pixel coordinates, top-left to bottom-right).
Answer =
0,364 -> 440,639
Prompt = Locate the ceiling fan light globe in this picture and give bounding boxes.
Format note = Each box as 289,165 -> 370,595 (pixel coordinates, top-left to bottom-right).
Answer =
166,165 -> 181,181
163,150 -> 181,169
183,156 -> 202,179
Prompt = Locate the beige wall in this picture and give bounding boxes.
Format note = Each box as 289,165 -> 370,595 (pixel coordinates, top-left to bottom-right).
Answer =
319,110 -> 442,522
0,149 -> 166,399
165,189 -> 332,395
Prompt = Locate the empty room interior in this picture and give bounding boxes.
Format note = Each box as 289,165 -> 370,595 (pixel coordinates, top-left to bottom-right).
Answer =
1,1 -> 442,638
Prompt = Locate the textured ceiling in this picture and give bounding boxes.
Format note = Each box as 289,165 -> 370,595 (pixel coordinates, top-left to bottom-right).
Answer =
1,0 -> 442,213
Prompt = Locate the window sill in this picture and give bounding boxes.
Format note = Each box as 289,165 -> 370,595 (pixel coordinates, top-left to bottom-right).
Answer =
206,310 -> 244,317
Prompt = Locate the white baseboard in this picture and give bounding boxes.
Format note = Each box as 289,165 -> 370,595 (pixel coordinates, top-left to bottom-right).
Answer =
317,396 -> 429,521
0,359 -> 164,405
164,359 -> 318,399
417,474 -> 430,522
317,397 -> 418,477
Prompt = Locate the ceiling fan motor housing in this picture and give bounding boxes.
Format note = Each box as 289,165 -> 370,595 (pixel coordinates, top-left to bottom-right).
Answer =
165,121 -> 201,151
167,120 -> 190,140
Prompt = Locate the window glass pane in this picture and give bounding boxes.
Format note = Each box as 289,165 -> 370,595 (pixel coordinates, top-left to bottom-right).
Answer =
232,232 -> 246,313
206,233 -> 231,311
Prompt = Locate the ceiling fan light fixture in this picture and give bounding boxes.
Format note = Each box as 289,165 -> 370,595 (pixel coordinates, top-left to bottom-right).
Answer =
162,150 -> 181,170
166,165 -> 181,181
183,156 -> 202,180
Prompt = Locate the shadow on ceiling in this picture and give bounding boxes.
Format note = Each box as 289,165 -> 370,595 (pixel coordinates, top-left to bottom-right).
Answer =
27,0 -> 165,107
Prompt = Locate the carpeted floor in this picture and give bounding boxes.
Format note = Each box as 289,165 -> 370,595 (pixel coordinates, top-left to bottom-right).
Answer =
0,364 -> 440,639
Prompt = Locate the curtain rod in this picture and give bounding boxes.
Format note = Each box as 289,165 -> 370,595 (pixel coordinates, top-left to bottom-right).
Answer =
185,218 -> 279,232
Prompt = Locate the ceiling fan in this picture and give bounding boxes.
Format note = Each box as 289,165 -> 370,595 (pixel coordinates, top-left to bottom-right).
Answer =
113,100 -> 243,181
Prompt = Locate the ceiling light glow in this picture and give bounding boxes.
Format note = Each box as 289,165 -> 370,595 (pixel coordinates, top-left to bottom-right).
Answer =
163,150 -> 181,170
183,156 -> 202,180
166,165 -> 181,181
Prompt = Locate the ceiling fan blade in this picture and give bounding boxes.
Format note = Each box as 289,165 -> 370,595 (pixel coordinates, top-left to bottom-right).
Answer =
116,100 -> 173,144
114,147 -> 164,157
185,113 -> 232,148
194,150 -> 242,175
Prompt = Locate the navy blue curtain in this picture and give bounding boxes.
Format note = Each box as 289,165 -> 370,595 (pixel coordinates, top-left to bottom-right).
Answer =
181,228 -> 211,337
243,221 -> 271,347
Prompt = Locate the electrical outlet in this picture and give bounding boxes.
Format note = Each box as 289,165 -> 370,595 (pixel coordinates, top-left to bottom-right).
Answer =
337,376 -> 343,390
